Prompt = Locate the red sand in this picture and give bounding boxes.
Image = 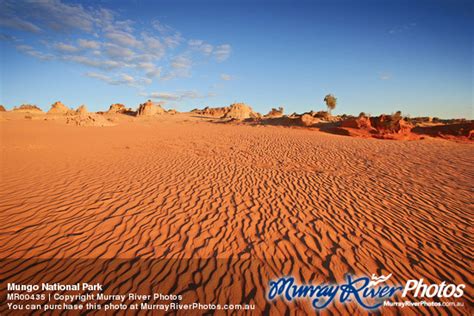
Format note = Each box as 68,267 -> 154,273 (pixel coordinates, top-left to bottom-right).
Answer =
0,112 -> 472,314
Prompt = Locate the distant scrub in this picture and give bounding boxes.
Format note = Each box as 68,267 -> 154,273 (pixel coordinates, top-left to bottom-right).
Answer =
324,94 -> 337,114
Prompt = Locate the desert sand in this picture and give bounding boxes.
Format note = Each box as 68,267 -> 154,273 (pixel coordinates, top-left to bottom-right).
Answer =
0,110 -> 472,315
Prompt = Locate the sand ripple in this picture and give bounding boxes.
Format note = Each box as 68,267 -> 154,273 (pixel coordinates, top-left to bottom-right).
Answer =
0,118 -> 472,314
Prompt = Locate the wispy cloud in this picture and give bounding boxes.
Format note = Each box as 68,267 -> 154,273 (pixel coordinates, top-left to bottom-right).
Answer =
171,55 -> 192,69
142,90 -> 215,101
389,22 -> 417,35
77,39 -> 101,49
64,56 -> 123,70
0,16 -> 41,33
141,33 -> 166,59
103,43 -> 135,60
188,39 -> 214,56
86,72 -> 151,87
0,0 -> 233,93
164,32 -> 184,49
53,42 -> 79,53
105,30 -> 141,47
0,0 -> 107,33
379,72 -> 392,80
214,44 -> 231,62
220,73 -> 233,81
137,62 -> 162,78
146,92 -> 182,101
0,33 -> 16,42
161,55 -> 193,80
151,20 -> 175,35
16,44 -> 53,60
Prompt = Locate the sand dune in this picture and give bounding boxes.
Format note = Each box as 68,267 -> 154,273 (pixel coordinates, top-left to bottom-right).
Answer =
0,113 -> 472,314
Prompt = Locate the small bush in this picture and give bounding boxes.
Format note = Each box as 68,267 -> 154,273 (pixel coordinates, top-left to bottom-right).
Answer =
324,94 -> 337,113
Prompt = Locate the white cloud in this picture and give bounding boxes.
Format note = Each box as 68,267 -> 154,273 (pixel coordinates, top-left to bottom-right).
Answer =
16,44 -> 53,60
161,55 -> 192,79
105,30 -> 141,47
137,62 -> 162,78
188,39 -> 203,47
164,32 -> 184,49
104,43 -> 135,60
200,44 -> 213,55
171,55 -> 192,69
379,72 -> 392,80
0,0 -> 136,36
111,20 -> 135,33
137,62 -> 155,71
2,1 -> 233,89
25,1 -> 98,32
85,72 -> 150,87
0,16 -> 41,33
86,71 -> 110,80
0,33 -> 16,42
220,73 -> 232,81
389,22 -> 417,35
145,90 -> 214,101
54,42 -> 79,53
102,60 -> 123,69
145,68 -> 162,78
148,92 -> 181,101
151,20 -> 174,35
151,20 -> 183,48
214,44 -> 231,62
77,39 -> 101,49
141,33 -> 165,59
64,56 -> 123,69
188,39 -> 213,56
120,73 -> 135,84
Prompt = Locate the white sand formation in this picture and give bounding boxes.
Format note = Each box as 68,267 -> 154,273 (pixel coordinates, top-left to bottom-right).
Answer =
66,114 -> 115,127
47,101 -> 74,115
223,103 -> 260,120
300,114 -> 322,127
75,105 -> 88,115
12,104 -> 44,113
265,107 -> 284,118
136,100 -> 165,116
192,106 -> 230,117
107,103 -> 128,114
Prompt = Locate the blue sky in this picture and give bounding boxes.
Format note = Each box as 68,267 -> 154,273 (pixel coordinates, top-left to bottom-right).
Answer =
0,0 -> 472,118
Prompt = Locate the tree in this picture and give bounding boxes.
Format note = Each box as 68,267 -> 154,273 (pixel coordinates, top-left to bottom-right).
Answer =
324,94 -> 337,114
